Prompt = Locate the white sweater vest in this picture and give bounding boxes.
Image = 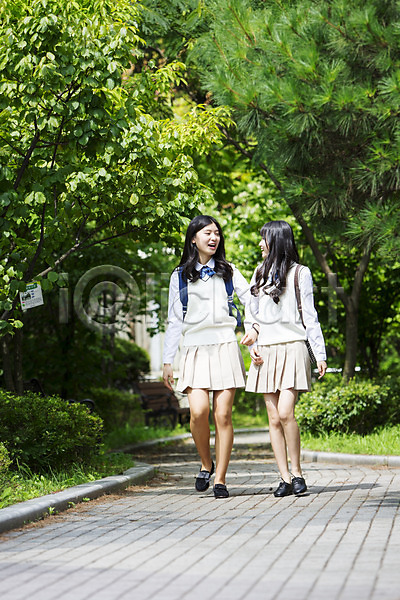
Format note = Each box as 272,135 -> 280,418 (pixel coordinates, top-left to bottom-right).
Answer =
182,276 -> 237,347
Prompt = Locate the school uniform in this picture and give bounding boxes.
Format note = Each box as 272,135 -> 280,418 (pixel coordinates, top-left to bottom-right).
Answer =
246,263 -> 326,393
163,258 -> 250,392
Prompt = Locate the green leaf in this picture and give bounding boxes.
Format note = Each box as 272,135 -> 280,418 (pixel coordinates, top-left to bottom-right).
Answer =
48,272 -> 59,283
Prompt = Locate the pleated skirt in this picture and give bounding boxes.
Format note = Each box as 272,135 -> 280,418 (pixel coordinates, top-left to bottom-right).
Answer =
176,341 -> 246,392
246,340 -> 311,394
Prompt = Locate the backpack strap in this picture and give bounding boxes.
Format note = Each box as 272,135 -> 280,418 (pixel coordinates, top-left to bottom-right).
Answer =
225,277 -> 242,327
178,268 -> 188,320
294,264 -> 317,365
294,265 -> 305,328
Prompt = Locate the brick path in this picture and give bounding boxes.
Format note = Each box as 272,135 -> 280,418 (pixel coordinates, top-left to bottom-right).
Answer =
0,434 -> 399,600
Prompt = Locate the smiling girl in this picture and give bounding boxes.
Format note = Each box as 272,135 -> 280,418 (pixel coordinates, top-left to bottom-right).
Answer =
163,215 -> 256,498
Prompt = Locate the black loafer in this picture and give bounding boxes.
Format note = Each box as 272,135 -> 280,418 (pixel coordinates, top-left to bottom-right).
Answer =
195,461 -> 215,492
274,481 -> 293,497
292,476 -> 307,495
213,483 -> 229,499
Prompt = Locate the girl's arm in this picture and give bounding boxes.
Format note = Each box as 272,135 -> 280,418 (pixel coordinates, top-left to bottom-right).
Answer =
162,270 -> 183,389
299,267 -> 327,365
235,266 -> 261,351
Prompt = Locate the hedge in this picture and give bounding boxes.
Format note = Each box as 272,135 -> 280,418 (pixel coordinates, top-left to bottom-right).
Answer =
0,390 -> 103,471
296,378 -> 400,435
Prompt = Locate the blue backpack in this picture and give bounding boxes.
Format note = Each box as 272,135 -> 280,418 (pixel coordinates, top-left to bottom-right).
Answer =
177,268 -> 242,326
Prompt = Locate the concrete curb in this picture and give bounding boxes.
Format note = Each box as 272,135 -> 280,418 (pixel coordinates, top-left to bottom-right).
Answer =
114,428 -> 269,452
301,449 -> 400,467
122,429 -> 400,468
0,462 -> 155,534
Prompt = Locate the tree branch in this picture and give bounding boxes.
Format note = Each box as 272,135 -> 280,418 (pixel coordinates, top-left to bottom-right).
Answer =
0,135 -> 25,157
78,227 -> 139,250
228,4 -> 257,45
35,207 -> 140,278
351,244 -> 372,304
13,130 -> 41,190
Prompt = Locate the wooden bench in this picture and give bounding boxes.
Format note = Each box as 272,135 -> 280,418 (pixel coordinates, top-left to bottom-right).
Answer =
136,381 -> 190,428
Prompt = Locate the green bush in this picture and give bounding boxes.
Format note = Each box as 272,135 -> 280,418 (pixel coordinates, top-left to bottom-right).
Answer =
0,390 -> 103,471
379,376 -> 400,424
296,378 -> 397,435
89,386 -> 143,432
0,442 -> 11,482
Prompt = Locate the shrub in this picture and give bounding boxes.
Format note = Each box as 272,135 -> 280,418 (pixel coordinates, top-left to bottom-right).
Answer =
379,376 -> 400,424
0,442 -> 11,476
296,378 -> 396,435
0,390 -> 103,471
89,387 -> 143,432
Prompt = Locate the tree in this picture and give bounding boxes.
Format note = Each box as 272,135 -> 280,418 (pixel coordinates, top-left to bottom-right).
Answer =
186,0 -> 400,379
0,0 -> 230,392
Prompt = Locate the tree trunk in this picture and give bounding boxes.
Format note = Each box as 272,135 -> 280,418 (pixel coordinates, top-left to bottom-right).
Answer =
14,327 -> 24,395
341,247 -> 372,381
343,299 -> 359,381
1,334 -> 15,392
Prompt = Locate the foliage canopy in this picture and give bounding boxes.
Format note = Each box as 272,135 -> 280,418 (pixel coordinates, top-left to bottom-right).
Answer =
0,0 -> 230,337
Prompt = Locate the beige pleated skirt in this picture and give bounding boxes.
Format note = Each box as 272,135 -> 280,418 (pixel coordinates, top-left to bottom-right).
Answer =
176,341 -> 246,392
246,340 -> 311,394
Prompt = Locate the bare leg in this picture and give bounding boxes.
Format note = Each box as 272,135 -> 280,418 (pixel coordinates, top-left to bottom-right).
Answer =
212,388 -> 235,485
187,387 -> 212,471
265,392 -> 291,483
277,388 -> 302,477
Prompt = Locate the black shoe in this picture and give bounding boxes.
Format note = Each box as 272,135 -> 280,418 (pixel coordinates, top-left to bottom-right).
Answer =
292,476 -> 307,495
195,461 -> 215,492
274,481 -> 293,497
213,483 -> 229,499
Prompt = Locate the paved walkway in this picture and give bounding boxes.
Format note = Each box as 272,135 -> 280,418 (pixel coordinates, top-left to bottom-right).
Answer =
0,432 -> 400,600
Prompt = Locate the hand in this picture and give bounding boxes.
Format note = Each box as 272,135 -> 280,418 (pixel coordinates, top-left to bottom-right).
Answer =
250,346 -> 264,366
163,364 -> 175,390
317,360 -> 327,379
240,328 -> 258,346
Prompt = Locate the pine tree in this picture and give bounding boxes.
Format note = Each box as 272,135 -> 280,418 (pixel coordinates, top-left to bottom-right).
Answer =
187,0 -> 400,379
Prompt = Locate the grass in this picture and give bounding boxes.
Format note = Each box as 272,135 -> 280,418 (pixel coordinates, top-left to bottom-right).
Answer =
301,425 -> 400,456
0,452 -> 135,510
105,415 -> 400,456
103,413 -> 268,451
232,411 -> 267,429
103,422 -> 191,451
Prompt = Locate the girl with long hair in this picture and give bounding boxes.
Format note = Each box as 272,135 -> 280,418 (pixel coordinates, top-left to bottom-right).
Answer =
241,220 -> 327,497
163,215 -> 256,498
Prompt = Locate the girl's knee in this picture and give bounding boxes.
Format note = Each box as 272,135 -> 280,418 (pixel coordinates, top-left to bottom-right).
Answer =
267,413 -> 281,429
213,409 -> 232,429
278,410 -> 296,426
190,408 -> 209,424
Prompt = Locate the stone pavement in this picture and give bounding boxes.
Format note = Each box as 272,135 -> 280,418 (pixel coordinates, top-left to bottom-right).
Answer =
0,432 -> 399,600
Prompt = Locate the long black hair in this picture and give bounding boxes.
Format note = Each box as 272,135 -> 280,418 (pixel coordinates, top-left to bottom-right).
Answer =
177,215 -> 233,282
251,220 -> 299,303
